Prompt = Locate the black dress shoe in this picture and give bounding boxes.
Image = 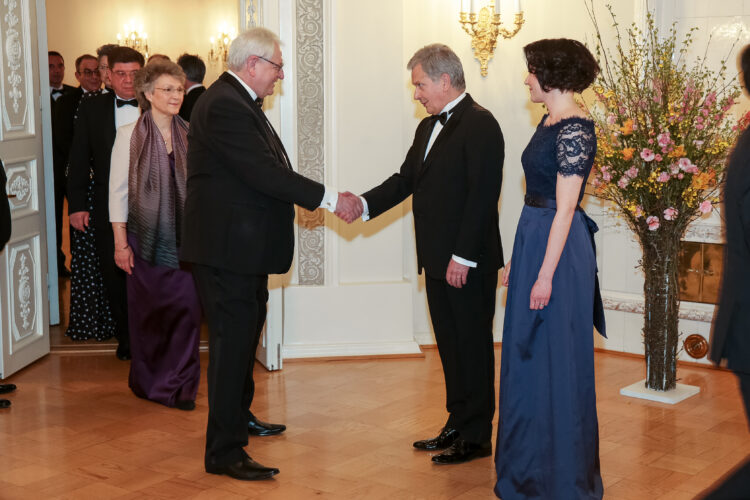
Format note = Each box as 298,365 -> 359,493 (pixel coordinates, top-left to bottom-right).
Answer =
0,399 -> 9,409
413,427 -> 460,451
431,439 -> 492,464
206,456 -> 279,481
248,417 -> 286,436
0,384 -> 16,394
175,400 -> 195,411
116,345 -> 131,361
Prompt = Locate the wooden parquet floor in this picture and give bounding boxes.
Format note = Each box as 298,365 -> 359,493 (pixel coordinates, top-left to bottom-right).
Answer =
0,348 -> 748,499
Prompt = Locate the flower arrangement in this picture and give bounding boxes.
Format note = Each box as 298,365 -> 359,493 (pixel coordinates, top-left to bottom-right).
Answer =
584,3 -> 747,391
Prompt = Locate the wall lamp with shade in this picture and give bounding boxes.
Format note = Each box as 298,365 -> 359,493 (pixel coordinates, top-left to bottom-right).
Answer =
460,0 -> 525,76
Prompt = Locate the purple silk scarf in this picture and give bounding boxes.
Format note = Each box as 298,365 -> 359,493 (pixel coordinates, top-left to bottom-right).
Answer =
128,110 -> 189,269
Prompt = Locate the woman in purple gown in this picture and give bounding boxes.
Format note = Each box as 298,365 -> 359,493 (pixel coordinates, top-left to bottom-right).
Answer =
494,39 -> 605,499
109,60 -> 200,411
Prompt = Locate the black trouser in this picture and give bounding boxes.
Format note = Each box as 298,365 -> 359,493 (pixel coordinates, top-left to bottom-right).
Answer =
192,264 -> 268,468
702,371 -> 750,499
92,217 -> 129,348
425,268 -> 498,444
53,167 -> 67,271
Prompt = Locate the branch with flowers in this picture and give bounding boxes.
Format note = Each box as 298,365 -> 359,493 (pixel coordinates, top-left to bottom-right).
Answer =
583,2 -> 748,392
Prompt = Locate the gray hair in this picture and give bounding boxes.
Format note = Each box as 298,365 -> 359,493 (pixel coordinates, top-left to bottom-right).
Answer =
407,44 -> 466,91
227,27 -> 280,72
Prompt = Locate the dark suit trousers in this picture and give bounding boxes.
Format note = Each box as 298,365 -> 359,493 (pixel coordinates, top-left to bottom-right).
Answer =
53,165 -> 67,269
91,216 -> 129,348
425,268 -> 498,444
192,264 -> 268,467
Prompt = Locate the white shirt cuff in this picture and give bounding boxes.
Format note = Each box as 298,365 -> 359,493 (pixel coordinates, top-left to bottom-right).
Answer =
359,196 -> 370,221
320,187 -> 338,212
452,254 -> 477,268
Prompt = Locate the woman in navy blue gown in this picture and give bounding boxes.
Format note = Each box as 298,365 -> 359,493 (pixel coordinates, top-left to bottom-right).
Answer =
494,39 -> 606,499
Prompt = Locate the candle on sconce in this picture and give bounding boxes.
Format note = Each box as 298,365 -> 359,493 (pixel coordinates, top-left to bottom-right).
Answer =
515,0 -> 522,13
469,0 -> 475,14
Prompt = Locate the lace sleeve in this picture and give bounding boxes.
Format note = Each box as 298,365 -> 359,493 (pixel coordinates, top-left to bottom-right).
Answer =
556,121 -> 596,178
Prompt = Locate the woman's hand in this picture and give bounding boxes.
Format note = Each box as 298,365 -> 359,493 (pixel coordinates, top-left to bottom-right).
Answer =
502,259 -> 512,287
529,276 -> 552,310
114,245 -> 134,275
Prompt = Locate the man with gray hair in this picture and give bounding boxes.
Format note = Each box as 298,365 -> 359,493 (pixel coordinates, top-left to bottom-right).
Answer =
349,43 -> 505,465
181,27 -> 359,480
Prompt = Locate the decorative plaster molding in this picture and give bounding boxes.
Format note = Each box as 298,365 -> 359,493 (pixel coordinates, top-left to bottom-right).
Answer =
2,0 -> 30,134
296,0 -> 325,285
601,291 -> 717,323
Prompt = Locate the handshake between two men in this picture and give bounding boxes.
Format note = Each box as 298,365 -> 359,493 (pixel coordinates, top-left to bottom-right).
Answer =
334,191 -> 364,224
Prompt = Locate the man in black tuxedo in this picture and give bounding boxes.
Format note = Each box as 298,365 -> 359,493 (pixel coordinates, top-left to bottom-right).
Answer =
67,47 -> 144,361
52,54 -> 102,275
182,27 -> 357,480
352,44 -> 504,465
177,53 -> 206,121
702,45 -> 750,500
49,51 -> 77,277
1,160 -> 13,409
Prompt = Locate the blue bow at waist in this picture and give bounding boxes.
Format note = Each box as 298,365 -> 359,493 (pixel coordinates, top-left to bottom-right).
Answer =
524,193 -> 607,337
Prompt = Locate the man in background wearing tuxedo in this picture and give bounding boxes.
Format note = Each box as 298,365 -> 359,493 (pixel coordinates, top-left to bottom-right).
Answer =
182,27 -> 358,481
49,50 -> 77,277
67,47 -> 144,361
348,43 -> 504,465
177,53 -> 206,121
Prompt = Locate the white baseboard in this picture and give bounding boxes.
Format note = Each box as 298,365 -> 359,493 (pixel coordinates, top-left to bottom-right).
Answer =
283,340 -> 422,359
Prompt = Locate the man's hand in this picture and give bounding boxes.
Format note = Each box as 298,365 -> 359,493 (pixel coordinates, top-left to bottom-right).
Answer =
69,211 -> 90,232
446,259 -> 469,288
335,191 -> 363,223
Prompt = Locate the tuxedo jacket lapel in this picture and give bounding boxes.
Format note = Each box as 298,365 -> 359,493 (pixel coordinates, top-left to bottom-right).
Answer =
421,94 -> 473,172
220,73 -> 292,170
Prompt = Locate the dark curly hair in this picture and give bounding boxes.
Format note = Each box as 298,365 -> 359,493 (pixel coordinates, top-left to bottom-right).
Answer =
524,38 -> 599,93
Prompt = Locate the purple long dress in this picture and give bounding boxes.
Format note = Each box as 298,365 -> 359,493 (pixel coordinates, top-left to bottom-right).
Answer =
126,152 -> 201,407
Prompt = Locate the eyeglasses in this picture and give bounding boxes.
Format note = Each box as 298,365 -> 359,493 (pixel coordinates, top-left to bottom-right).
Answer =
79,69 -> 99,77
99,64 -> 109,71
256,55 -> 284,73
112,70 -> 139,79
154,87 -> 185,95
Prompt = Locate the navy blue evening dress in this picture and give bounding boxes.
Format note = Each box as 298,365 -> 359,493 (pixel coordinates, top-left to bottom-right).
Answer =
494,116 -> 606,499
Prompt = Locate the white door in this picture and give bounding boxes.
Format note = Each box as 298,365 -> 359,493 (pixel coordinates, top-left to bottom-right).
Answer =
0,0 -> 51,378
256,276 -> 282,371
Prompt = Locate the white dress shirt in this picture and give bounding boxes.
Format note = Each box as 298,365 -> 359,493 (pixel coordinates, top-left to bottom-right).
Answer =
360,93 -> 477,268
113,93 -> 140,130
226,70 -> 338,212
109,122 -> 136,223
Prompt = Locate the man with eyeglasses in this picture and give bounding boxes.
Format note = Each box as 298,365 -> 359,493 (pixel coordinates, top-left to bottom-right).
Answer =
67,46 -> 145,361
52,54 -> 104,278
182,27 -> 359,481
96,44 -> 119,92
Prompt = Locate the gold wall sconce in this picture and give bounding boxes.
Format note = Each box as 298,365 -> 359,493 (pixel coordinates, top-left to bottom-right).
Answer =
460,0 -> 525,76
116,22 -> 150,59
208,25 -> 236,65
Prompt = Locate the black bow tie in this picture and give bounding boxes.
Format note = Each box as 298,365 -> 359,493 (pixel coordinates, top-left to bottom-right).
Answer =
254,97 -> 264,107
51,89 -> 63,96
432,112 -> 449,125
116,98 -> 138,108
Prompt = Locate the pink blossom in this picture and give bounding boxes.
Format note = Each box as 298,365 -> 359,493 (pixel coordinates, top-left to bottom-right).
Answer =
678,173 -> 684,179
678,158 -> 694,171
634,206 -> 644,218
685,165 -> 699,174
606,114 -> 617,125
648,138 -> 654,145
663,207 -> 679,221
654,154 -> 663,162
657,172 -> 670,183
602,171 -> 612,182
626,166 -> 639,178
701,108 -> 709,117
670,164 -> 680,175
705,91 -> 717,107
617,177 -> 630,189
699,200 -> 713,213
696,116 -> 704,123
591,178 -> 601,188
640,148 -> 656,162
657,132 -> 671,148
647,216 -> 660,231
696,124 -> 705,130
694,140 -> 704,148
